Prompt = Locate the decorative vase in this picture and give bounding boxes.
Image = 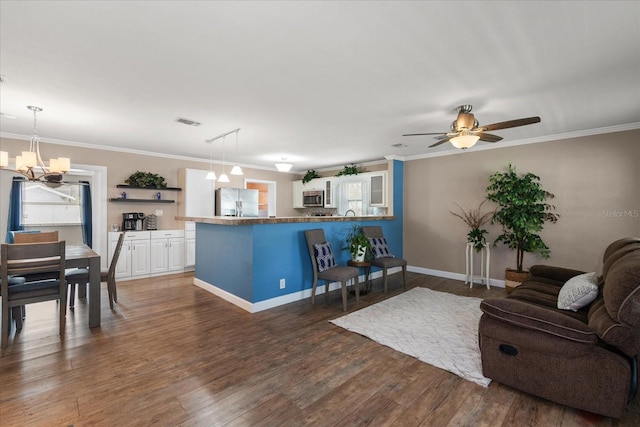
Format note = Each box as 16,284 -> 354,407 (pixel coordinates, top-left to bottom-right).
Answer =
352,245 -> 367,262
505,268 -> 529,293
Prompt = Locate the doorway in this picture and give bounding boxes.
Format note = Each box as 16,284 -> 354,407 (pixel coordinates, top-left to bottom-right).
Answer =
245,179 -> 276,217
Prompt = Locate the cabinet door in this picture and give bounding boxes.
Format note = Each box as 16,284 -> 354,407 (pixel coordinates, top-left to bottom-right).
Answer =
324,179 -> 336,208
369,172 -> 386,207
113,241 -> 131,278
185,238 -> 196,267
292,180 -> 305,208
131,239 -> 151,276
150,239 -> 168,273
168,238 -> 185,271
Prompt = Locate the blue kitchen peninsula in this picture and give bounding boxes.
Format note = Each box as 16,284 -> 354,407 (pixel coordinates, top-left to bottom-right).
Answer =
176,215 -> 401,312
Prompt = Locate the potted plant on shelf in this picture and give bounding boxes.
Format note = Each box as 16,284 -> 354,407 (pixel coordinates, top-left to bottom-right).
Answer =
336,163 -> 361,177
125,171 -> 167,188
486,164 -> 559,292
449,200 -> 494,252
343,223 -> 371,262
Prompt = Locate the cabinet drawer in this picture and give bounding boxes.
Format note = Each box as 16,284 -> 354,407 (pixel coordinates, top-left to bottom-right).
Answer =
151,230 -> 184,239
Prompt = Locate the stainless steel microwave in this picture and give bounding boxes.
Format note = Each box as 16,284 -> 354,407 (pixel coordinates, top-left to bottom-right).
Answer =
303,190 -> 324,207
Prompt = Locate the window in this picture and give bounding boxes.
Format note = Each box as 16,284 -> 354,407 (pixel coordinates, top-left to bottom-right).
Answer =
22,182 -> 82,225
337,180 -> 371,216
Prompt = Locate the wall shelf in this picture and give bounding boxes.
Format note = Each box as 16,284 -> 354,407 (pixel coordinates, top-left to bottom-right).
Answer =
109,198 -> 175,204
116,184 -> 182,191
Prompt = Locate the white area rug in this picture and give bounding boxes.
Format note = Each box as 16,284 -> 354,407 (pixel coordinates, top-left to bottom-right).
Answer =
330,287 -> 491,387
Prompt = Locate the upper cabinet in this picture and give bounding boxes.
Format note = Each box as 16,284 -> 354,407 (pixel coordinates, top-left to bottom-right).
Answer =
292,170 -> 388,209
369,171 -> 387,207
178,168 -> 216,217
292,180 -> 305,208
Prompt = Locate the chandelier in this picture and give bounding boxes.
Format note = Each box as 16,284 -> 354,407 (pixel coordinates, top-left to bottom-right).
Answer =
0,106 -> 71,182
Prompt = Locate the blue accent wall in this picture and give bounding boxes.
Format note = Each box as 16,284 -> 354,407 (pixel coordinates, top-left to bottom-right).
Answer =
195,161 -> 405,305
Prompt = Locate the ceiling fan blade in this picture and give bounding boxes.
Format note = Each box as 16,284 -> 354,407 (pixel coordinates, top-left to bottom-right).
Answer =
480,116 -> 541,131
478,133 -> 503,143
429,137 -> 452,148
403,132 -> 446,137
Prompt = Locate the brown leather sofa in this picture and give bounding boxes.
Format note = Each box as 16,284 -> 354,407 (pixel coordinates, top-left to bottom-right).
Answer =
478,237 -> 640,419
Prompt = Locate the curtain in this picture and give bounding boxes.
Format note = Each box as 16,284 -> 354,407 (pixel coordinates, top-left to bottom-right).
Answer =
5,177 -> 25,242
80,181 -> 93,248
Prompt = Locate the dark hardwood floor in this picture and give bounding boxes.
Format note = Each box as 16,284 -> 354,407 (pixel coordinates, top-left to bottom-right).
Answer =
1,271 -> 638,426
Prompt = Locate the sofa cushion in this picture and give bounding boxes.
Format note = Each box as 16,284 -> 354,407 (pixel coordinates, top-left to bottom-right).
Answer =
480,298 -> 598,344
557,272 -> 599,312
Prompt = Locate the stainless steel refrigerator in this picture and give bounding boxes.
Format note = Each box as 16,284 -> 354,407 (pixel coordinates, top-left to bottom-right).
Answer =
215,188 -> 259,217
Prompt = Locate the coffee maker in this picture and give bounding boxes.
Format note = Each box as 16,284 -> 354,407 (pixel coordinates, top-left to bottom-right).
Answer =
122,212 -> 145,231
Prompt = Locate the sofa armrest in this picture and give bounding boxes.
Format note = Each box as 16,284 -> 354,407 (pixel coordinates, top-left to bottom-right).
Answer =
480,298 -> 598,344
528,264 -> 586,286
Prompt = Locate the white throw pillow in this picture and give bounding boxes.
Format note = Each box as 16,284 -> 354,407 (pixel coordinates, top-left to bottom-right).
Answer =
557,272 -> 599,312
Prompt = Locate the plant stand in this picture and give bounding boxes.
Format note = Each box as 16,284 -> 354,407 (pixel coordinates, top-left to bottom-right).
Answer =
347,260 -> 372,295
465,242 -> 490,289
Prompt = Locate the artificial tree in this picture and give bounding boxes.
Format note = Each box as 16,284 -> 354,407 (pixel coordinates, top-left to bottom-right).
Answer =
486,164 -> 559,275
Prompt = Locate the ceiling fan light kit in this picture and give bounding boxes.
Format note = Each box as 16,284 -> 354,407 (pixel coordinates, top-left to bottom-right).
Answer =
403,104 -> 540,150
450,131 -> 480,149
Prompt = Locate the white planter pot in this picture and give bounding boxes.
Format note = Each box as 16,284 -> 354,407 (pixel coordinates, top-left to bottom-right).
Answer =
352,245 -> 367,262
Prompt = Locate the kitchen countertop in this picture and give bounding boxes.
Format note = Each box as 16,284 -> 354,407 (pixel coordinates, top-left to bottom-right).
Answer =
175,215 -> 395,225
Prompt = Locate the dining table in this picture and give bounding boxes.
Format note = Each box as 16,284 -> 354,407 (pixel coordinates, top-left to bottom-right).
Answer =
64,244 -> 102,328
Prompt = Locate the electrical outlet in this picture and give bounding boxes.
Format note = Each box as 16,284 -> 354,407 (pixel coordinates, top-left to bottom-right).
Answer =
279,278 -> 285,289
155,209 -> 163,216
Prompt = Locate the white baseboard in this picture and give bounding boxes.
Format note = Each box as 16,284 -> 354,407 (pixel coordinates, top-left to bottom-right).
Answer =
193,266 -> 504,313
407,266 -> 505,289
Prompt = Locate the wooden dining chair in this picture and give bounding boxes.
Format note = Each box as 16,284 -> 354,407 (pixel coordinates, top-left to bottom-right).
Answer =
361,226 -> 407,293
0,241 -> 67,348
13,231 -> 59,243
10,230 -> 60,328
65,232 -> 125,310
304,229 -> 360,311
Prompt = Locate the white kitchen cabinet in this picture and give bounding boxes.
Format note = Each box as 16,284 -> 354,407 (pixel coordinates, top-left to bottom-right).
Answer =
109,230 -> 185,279
150,230 -> 185,274
131,238 -> 151,276
324,179 -> 336,208
178,168 -> 216,217
185,221 -> 196,268
369,171 -> 387,207
110,231 -> 151,279
292,180 -> 305,208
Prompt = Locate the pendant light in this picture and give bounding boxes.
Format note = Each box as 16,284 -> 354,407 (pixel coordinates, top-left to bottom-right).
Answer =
230,130 -> 243,175
205,139 -> 216,180
218,135 -> 230,183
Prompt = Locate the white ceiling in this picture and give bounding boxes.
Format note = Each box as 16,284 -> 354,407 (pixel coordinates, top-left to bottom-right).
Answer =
1,1 -> 639,172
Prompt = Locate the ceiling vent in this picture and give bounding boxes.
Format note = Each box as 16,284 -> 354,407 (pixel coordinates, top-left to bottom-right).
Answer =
175,117 -> 201,127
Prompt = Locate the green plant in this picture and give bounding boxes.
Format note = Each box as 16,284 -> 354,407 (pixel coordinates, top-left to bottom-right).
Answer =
486,164 -> 559,272
336,163 -> 361,177
343,223 -> 372,260
449,200 -> 494,252
302,170 -> 320,184
125,171 -> 167,188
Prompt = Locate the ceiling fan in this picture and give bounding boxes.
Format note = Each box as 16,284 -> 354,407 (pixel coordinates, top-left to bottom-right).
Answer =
403,105 -> 541,149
